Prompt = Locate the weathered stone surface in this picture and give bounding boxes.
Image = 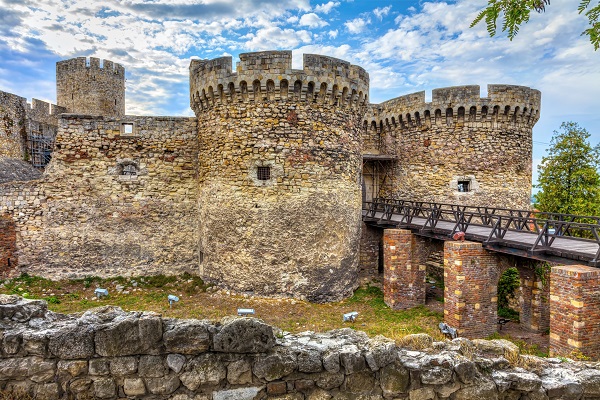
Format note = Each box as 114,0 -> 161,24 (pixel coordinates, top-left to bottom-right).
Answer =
455,360 -> 478,384
421,366 -> 453,385
227,359 -> 253,384
33,383 -> 59,400
167,353 -> 187,373
164,319 -> 211,354
322,350 -> 340,373
109,356 -> 137,376
0,356 -> 55,382
89,358 -> 110,375
576,369 -> 600,395
254,350 -> 297,381
124,377 -> 146,396
339,345 -> 366,374
492,369 -> 542,393
139,355 -> 167,377
180,353 -> 226,390
409,387 -> 436,400
93,377 -> 116,399
454,378 -> 498,400
57,360 -> 88,378
380,362 -> 410,396
145,374 -> 181,395
95,314 -> 162,356
0,295 -> 47,322
315,372 -> 345,390
48,325 -> 95,359
213,317 -> 275,353
343,370 -> 376,394
213,386 -> 264,400
298,349 -> 323,373
364,337 -> 397,371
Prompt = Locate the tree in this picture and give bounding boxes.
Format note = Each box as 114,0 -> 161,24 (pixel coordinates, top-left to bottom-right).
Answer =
535,122 -> 600,216
471,0 -> 600,50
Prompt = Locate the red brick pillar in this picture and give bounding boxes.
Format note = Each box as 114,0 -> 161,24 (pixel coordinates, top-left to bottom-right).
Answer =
383,229 -> 426,310
444,241 -> 498,338
550,265 -> 600,359
0,215 -> 17,278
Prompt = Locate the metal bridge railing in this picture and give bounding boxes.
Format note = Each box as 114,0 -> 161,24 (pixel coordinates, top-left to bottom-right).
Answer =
363,198 -> 600,266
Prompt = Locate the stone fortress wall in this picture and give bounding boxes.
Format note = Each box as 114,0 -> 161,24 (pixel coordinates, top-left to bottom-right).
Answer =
364,85 -> 541,209
2,295 -> 600,400
0,51 -> 541,302
1,115 -> 199,279
190,51 -> 369,302
0,91 -> 65,161
56,57 -> 125,117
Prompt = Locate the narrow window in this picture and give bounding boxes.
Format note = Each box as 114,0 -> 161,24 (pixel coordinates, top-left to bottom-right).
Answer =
257,166 -> 271,181
122,123 -> 134,135
457,180 -> 470,192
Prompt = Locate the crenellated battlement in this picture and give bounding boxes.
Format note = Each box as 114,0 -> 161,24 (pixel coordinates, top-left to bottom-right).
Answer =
189,51 -> 369,114
56,57 -> 125,77
365,84 -> 541,131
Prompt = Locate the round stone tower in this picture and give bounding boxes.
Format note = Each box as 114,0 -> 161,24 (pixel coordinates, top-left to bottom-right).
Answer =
56,57 -> 125,117
190,51 -> 369,302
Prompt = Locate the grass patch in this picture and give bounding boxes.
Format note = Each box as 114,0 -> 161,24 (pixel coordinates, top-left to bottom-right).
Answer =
487,332 -> 548,358
0,277 -> 445,343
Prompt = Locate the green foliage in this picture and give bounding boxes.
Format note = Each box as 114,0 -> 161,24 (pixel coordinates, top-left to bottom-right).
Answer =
497,267 -> 520,309
45,296 -> 61,304
498,306 -> 519,321
472,1 -> 600,50
535,122 -> 600,216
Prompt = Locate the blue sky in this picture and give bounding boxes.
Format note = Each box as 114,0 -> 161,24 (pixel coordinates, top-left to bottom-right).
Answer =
0,0 -> 599,186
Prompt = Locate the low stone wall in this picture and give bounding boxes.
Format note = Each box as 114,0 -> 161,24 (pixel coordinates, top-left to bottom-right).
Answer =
2,295 -> 600,400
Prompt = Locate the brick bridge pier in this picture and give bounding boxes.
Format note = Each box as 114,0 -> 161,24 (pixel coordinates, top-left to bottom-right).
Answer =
381,228 -> 600,359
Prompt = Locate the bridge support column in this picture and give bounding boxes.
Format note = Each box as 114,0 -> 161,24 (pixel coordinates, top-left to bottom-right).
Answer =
550,265 -> 600,359
444,241 -> 498,338
383,229 -> 426,309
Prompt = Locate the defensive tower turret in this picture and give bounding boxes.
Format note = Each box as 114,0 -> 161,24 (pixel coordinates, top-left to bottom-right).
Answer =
56,57 -> 125,117
190,50 -> 369,302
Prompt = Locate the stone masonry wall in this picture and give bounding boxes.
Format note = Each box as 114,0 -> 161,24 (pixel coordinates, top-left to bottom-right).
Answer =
3,295 -> 600,400
56,57 -> 125,117
0,215 -> 17,278
0,115 -> 199,279
191,51 -> 368,302
364,85 -> 541,209
0,91 -> 28,159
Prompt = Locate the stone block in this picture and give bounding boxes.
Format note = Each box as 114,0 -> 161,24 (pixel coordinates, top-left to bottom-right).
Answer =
109,356 -> 137,376
138,355 -> 167,377
167,353 -> 186,373
123,378 -> 146,396
213,317 -> 275,353
145,374 -> 181,395
48,325 -> 95,359
180,353 -> 226,390
163,319 -> 211,354
227,359 -> 253,384
93,377 -> 116,399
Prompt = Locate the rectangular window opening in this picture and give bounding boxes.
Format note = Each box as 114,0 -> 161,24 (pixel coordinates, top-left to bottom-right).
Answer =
122,123 -> 134,135
457,180 -> 470,193
257,166 -> 271,181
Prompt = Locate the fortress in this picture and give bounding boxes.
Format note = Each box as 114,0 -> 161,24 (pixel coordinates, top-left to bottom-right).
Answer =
0,51 -> 541,302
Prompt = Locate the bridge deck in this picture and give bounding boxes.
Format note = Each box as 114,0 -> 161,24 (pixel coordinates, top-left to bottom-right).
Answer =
362,202 -> 600,266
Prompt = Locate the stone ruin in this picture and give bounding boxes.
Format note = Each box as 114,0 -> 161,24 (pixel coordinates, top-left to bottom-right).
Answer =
1,294 -> 600,399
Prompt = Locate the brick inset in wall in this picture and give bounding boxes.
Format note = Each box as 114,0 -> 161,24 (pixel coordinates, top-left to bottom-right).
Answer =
444,241 -> 498,338
383,229 -> 426,309
0,215 -> 17,278
359,222 -> 383,279
519,265 -> 550,333
550,265 -> 600,359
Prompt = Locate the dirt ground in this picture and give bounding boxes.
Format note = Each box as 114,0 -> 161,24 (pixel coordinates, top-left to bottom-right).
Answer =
425,281 -> 549,355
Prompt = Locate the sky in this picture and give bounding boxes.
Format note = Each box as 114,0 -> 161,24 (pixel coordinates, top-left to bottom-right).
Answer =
0,0 -> 599,188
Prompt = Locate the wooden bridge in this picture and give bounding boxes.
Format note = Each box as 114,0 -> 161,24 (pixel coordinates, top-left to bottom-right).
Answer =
362,198 -> 600,267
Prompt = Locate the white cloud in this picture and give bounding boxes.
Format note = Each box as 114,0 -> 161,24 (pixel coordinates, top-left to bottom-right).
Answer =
328,29 -> 338,38
299,13 -> 328,28
373,6 -> 392,20
244,27 -> 312,50
314,1 -> 340,14
344,17 -> 370,34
